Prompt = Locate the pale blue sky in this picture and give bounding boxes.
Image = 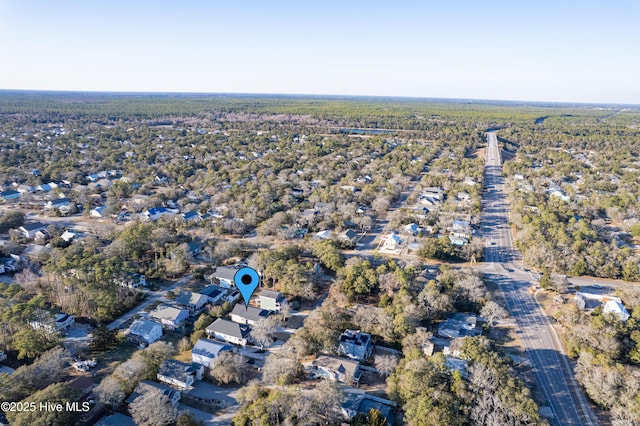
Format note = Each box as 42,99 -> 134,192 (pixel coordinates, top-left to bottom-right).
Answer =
1,0 -> 638,104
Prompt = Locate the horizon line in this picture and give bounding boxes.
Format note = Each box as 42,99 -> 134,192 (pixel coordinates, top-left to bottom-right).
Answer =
0,88 -> 638,109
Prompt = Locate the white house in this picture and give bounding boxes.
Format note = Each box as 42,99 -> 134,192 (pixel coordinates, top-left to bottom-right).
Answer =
142,207 -> 178,221
382,232 -> 402,251
209,266 -> 238,288
90,206 -> 108,218
205,318 -> 250,346
230,304 -> 270,326
191,339 -> 233,367
156,359 -> 202,390
30,312 -> 75,333
115,272 -> 147,289
128,319 -> 162,345
19,222 -> 47,239
603,300 -> 630,321
258,290 -> 287,313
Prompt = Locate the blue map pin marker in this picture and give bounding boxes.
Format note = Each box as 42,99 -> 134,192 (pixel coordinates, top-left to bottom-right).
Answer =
234,267 -> 260,307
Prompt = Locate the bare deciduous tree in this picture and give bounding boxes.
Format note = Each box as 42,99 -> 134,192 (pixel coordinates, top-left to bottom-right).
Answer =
374,354 -> 399,377
129,388 -> 178,426
209,351 -> 248,385
480,301 -> 508,324
95,375 -> 125,409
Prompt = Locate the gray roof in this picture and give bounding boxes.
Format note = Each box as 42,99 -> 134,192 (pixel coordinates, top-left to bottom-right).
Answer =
192,339 -> 232,360
126,380 -> 179,404
175,291 -> 207,307
206,318 -> 249,339
314,354 -> 360,379
200,285 -> 224,299
259,289 -> 285,302
150,305 -> 189,322
157,359 -> 196,384
21,221 -> 47,231
95,413 -> 136,426
231,304 -> 270,323
129,319 -> 161,336
213,266 -> 238,281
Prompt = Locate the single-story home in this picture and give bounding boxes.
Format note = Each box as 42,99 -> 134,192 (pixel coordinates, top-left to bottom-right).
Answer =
603,300 -> 630,321
90,206 -> 108,218
0,190 -> 21,201
19,222 -> 47,239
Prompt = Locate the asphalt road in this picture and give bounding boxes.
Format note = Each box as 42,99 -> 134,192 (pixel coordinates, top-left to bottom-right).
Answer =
479,132 -> 598,426
107,275 -> 192,330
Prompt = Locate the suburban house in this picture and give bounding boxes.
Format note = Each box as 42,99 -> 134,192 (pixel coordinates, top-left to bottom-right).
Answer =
142,207 -> 179,221
126,381 -> 181,407
451,220 -> 472,238
36,183 -> 52,192
0,190 -> 21,201
67,375 -> 94,399
200,285 -> 226,304
19,222 -> 47,239
209,266 -> 238,288
149,305 -> 190,330
402,223 -> 421,236
45,197 -> 72,212
342,392 -> 396,426
174,291 -> 208,315
205,318 -> 250,346
258,290 -> 287,313
306,354 -> 362,385
382,232 -> 402,251
115,272 -> 147,289
603,300 -> 630,321
230,304 -> 270,326
128,319 -> 163,345
191,339 -> 233,367
60,230 -> 78,243
187,241 -> 202,257
438,313 -> 481,339
338,229 -> 359,244
29,312 -> 75,333
90,206 -> 108,218
182,210 -> 200,222
314,230 -> 333,240
156,359 -> 203,390
337,329 -> 373,360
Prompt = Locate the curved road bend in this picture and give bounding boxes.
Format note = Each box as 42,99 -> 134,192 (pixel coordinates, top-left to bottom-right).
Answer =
479,131 -> 598,426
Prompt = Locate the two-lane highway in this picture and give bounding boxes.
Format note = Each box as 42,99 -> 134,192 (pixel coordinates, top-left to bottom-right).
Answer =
479,132 -> 598,426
